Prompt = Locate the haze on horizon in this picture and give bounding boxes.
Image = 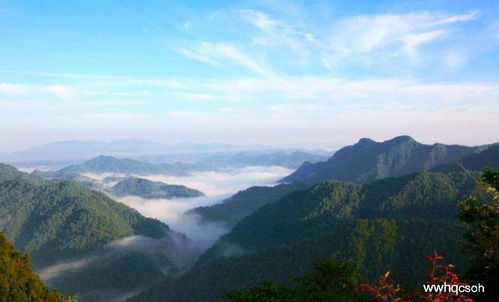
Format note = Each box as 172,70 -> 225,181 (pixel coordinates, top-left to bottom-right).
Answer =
1,0 -> 498,153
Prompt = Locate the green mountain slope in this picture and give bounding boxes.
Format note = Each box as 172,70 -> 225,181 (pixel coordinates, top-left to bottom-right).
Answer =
0,175 -> 168,268
0,163 -> 189,302
281,135 -> 486,184
112,177 -> 204,199
0,231 -> 65,302
128,171 -> 478,302
191,182 -> 311,228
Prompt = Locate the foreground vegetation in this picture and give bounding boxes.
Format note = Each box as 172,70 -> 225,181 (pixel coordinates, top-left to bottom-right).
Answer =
0,232 -> 65,302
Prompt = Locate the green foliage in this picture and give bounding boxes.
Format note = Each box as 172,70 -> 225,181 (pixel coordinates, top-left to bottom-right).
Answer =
0,165 -> 168,268
129,171 -> 476,302
459,167 -> 499,301
193,182 -> 312,228
0,231 -> 65,302
49,252 -> 165,301
112,177 -> 204,199
224,259 -> 364,302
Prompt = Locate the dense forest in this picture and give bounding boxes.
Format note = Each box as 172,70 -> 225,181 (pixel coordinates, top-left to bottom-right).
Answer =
0,163 -> 189,302
192,182 -> 312,228
129,171 -> 485,302
0,231 -> 66,302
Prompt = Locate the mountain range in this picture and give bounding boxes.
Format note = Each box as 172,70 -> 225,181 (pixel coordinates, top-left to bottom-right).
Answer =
31,151 -> 327,180
0,140 -> 266,162
128,136 -> 498,302
281,135 -> 490,184
129,171 -> 480,302
1,135 -> 498,302
193,137 -> 498,230
0,141 -> 329,171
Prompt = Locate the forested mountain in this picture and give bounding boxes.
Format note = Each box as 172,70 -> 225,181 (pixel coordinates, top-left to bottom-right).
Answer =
0,163 -> 190,302
192,136 -> 496,232
112,177 -> 204,199
0,231 -> 65,302
281,135 -> 487,184
129,171 -> 479,302
191,182 -> 311,228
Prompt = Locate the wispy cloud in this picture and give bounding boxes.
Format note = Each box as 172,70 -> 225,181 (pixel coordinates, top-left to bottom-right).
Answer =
178,42 -> 273,77
402,30 -> 447,63
239,9 -> 311,62
323,11 -> 479,68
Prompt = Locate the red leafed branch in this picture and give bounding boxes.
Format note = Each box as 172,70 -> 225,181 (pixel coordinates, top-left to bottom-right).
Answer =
361,250 -> 473,302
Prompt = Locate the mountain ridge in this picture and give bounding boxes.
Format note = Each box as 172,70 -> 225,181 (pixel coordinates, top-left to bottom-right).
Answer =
281,135 -> 490,184
112,177 -> 205,199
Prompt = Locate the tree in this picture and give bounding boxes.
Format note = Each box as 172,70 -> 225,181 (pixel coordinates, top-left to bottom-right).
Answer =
459,167 -> 499,301
0,232 -> 66,302
361,250 -> 473,302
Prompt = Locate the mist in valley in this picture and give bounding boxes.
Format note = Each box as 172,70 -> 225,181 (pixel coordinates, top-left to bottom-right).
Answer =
80,165 -> 292,259
32,165 -> 292,302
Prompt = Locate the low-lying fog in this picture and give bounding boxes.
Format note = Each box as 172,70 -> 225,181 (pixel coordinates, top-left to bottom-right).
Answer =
83,166 -> 292,250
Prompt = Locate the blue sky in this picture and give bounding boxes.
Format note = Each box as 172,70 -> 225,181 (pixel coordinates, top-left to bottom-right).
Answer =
0,0 -> 498,152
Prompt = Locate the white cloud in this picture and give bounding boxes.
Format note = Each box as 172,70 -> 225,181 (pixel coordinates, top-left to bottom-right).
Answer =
402,30 -> 447,62
178,42 -> 273,77
433,10 -> 478,25
324,11 -> 478,68
44,84 -> 76,100
239,9 -> 311,63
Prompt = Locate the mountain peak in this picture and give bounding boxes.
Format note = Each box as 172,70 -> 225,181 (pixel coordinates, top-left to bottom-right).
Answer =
387,135 -> 416,144
357,138 -> 376,145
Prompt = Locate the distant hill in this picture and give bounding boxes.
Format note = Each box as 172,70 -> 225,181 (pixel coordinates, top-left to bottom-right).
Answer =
0,231 -> 65,302
0,140 -> 266,162
281,135 -> 487,184
112,177 -> 204,199
55,155 -> 197,176
432,143 -> 499,172
198,151 -> 328,169
51,152 -> 325,178
2,140 -> 329,173
0,163 -> 190,302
